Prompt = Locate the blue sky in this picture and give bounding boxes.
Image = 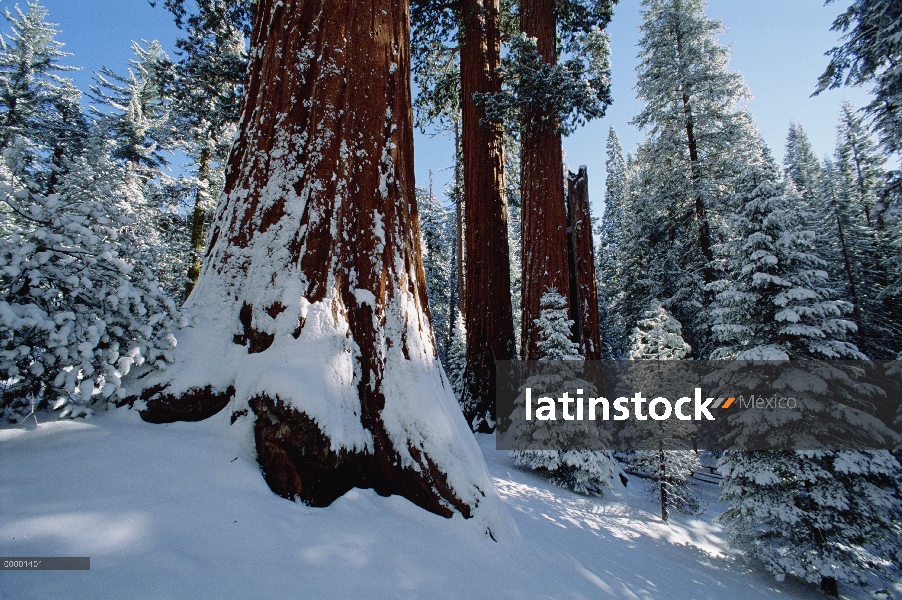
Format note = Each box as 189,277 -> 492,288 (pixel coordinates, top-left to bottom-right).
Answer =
1,0 -> 874,219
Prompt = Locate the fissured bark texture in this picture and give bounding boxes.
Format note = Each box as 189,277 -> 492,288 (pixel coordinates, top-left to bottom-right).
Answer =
519,0 -> 571,360
567,167 -> 602,360
459,0 -> 517,431
138,0 -> 477,518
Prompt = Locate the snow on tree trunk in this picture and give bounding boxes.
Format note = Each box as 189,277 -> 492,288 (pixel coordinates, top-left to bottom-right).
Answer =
460,0 -> 517,432
128,0 -> 505,525
519,0 -> 570,361
566,166 -> 602,360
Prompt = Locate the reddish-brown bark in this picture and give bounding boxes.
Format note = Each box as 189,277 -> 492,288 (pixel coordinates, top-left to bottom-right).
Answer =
460,0 -> 516,431
566,167 -> 602,360
134,0 -> 487,518
519,0 -> 571,360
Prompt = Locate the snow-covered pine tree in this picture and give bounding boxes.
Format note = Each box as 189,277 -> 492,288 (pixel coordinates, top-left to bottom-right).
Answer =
719,449 -> 902,596
835,102 -> 887,229
710,146 -> 902,596
159,3 -> 246,299
129,0 -> 506,528
88,41 -> 192,298
510,289 -> 617,496
628,300 -> 691,361
817,155 -> 898,359
709,147 -> 862,361
0,1 -> 87,184
596,127 -> 627,359
831,104 -> 902,357
446,311 -> 467,404
630,0 -> 760,356
417,183 -> 455,362
89,41 -> 173,171
817,0 -> 902,158
0,132 -> 179,421
621,300 -> 700,520
533,289 -> 581,360
782,122 -> 821,208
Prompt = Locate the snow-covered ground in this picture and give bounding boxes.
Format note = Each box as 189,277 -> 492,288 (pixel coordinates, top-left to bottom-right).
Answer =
0,408 -> 891,599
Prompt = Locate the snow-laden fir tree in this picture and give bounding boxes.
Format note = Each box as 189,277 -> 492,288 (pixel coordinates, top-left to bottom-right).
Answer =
817,155 -> 897,359
709,147 -> 862,362
0,1 -> 87,183
0,134 -> 180,421
835,101 -> 887,228
782,122 -> 821,208
627,300 -> 691,361
510,289 -> 617,496
596,127 -> 627,359
88,41 -> 192,298
628,0 -> 760,356
619,300 -> 701,520
830,104 -> 901,357
710,146 -> 902,596
445,311 -> 467,404
89,41 -> 173,171
417,184 -> 456,361
817,0 -> 902,158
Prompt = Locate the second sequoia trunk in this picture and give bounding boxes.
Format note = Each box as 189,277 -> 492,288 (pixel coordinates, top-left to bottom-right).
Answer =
460,0 -> 517,431
566,167 -> 602,360
519,0 -> 571,360
127,0 -> 500,523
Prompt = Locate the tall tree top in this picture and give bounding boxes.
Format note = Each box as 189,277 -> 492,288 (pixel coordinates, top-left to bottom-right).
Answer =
633,0 -> 749,134
0,1 -> 82,155
783,122 -> 821,206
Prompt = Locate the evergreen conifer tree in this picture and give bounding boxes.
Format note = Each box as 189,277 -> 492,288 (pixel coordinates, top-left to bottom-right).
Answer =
630,0 -> 759,355
817,0 -> 902,158
0,1 -> 87,182
510,289 -> 617,496
446,311 -> 468,404
0,134 -> 180,421
417,184 -> 455,361
621,300 -> 700,520
711,146 -> 902,596
597,127 -> 627,359
783,122 -> 821,208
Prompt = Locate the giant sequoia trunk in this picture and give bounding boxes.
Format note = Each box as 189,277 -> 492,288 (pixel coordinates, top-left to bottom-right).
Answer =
128,0 -> 502,524
519,0 -> 571,360
459,0 -> 517,431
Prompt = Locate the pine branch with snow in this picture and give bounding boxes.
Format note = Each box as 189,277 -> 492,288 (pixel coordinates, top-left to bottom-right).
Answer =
0,138 -> 180,421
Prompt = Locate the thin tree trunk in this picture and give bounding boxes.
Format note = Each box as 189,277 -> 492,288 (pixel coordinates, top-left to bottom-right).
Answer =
460,0 -> 516,431
130,0 -> 496,521
820,576 -> 838,597
659,442 -> 669,521
184,145 -> 211,300
832,198 -> 868,355
520,0 -> 570,360
675,28 -> 714,286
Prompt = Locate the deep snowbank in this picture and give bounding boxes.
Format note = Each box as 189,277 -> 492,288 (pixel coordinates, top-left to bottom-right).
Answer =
0,409 -> 880,599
